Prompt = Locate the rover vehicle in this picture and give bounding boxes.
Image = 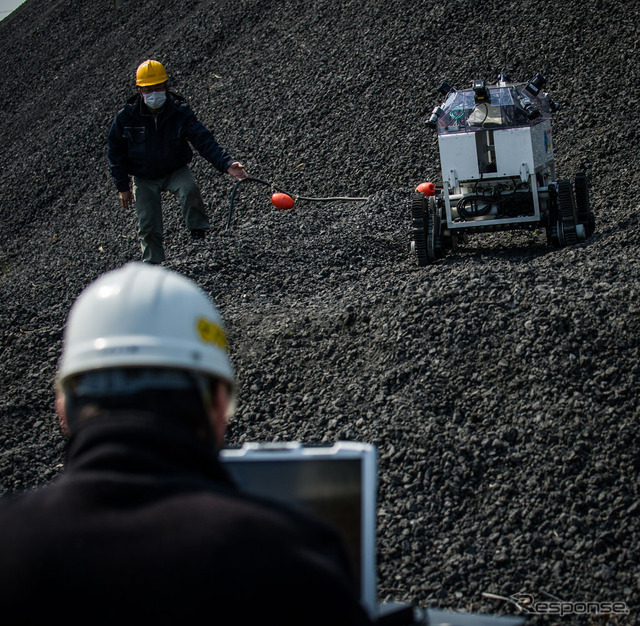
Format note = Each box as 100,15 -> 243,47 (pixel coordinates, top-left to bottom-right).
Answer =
411,74 -> 595,265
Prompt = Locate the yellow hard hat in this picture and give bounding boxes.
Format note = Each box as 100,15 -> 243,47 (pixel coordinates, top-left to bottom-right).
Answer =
136,60 -> 168,87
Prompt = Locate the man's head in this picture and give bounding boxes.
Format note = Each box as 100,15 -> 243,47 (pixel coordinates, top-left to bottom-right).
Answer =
55,263 -> 235,445
136,59 -> 168,110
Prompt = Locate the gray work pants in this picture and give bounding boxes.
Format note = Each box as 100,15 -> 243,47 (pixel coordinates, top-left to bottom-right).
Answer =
132,166 -> 209,263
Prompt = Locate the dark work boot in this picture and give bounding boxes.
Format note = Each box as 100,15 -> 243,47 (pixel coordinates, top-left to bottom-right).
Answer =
190,229 -> 208,241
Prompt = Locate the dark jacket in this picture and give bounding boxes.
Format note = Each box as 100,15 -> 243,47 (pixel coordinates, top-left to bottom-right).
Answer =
107,92 -> 235,192
0,412 -> 372,626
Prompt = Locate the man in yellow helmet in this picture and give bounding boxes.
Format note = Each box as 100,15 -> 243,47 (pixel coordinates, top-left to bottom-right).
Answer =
108,60 -> 248,264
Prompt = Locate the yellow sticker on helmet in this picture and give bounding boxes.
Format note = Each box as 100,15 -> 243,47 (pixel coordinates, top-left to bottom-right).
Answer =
196,317 -> 228,351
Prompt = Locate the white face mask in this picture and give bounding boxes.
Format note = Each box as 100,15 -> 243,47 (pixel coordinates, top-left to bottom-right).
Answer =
143,90 -> 167,109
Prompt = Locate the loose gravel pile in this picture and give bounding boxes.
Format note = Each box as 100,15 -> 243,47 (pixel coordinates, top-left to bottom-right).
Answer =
1,0 -> 638,622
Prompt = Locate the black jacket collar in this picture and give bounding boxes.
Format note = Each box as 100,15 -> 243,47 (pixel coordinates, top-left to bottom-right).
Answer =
65,411 -> 234,487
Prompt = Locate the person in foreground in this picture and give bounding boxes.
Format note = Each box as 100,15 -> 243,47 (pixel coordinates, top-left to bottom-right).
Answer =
0,263 -> 372,626
108,59 -> 248,264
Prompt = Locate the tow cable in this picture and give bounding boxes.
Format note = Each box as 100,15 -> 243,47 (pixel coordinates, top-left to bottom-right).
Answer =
225,176 -> 369,231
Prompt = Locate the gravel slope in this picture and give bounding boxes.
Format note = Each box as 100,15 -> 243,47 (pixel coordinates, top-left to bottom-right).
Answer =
0,0 -> 638,622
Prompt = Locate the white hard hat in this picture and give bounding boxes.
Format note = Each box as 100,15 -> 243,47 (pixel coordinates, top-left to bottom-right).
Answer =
57,263 -> 234,387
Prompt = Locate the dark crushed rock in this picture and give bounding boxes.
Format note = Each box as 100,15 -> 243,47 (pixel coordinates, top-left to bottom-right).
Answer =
0,0 -> 638,622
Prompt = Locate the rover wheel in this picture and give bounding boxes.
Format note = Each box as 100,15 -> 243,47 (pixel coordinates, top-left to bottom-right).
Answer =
557,180 -> 578,246
425,198 -> 437,262
546,185 -> 564,247
574,173 -> 595,239
545,219 -> 555,246
549,219 -> 565,247
411,194 -> 429,266
431,196 -> 446,260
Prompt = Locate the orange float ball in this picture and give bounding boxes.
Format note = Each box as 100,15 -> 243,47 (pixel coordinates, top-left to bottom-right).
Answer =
415,182 -> 436,196
271,192 -> 295,210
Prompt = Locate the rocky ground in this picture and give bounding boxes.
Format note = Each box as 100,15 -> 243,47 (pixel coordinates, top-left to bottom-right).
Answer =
0,0 -> 638,623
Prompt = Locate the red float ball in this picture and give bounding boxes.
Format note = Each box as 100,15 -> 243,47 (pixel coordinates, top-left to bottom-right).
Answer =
271,193 -> 295,210
415,182 -> 436,196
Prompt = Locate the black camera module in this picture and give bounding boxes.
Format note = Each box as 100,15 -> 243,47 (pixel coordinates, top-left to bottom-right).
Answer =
437,81 -> 454,97
473,79 -> 489,102
525,73 -> 546,97
426,105 -> 444,129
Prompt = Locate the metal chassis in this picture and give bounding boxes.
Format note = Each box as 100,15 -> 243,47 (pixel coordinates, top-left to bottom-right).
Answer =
441,172 -> 552,234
